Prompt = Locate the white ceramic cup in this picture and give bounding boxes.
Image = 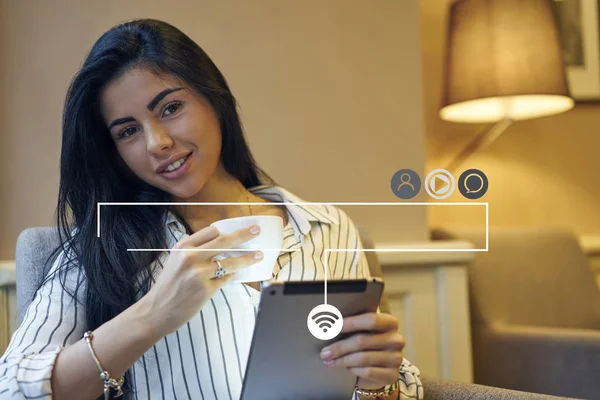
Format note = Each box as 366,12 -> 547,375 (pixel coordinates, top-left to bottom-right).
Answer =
210,215 -> 284,283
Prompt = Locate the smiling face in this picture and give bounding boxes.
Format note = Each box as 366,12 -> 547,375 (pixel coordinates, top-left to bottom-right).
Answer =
100,68 -> 223,200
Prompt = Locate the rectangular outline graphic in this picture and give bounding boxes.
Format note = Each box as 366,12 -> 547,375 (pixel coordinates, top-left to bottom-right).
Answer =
98,202 -> 488,304
97,202 -> 489,251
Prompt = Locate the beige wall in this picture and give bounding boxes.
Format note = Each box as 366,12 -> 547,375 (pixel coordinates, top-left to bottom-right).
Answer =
421,0 -> 600,235
0,0 -> 427,259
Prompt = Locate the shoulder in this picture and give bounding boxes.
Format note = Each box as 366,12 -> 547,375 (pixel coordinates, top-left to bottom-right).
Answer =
48,249 -> 86,288
326,206 -> 363,245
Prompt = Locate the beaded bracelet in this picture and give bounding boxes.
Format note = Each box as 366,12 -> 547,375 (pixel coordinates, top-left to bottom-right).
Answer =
355,380 -> 399,399
83,331 -> 125,399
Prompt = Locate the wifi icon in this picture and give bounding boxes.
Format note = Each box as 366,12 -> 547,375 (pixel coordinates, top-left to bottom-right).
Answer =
307,304 -> 343,340
312,311 -> 339,333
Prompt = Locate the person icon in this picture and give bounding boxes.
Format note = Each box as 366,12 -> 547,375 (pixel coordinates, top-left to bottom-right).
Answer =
397,173 -> 415,192
391,169 -> 421,200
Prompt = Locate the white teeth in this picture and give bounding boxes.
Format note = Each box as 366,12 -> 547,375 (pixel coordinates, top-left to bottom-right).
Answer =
164,156 -> 187,172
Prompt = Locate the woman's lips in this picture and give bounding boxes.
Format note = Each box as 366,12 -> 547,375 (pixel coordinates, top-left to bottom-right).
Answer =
159,152 -> 192,179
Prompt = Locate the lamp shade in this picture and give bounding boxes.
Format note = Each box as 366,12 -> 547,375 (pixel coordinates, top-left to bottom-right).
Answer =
440,0 -> 574,123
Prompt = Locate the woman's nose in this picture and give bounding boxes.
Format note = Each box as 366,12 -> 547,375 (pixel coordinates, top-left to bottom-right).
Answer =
145,123 -> 174,154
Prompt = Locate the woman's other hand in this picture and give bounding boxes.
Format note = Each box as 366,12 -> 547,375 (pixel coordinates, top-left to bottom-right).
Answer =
141,224 -> 263,337
320,312 -> 405,390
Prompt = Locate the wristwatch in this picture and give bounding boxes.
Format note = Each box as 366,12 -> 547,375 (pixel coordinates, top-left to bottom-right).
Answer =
355,380 -> 399,398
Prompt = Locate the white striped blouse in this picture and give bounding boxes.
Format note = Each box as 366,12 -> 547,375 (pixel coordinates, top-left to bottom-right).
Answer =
0,185 -> 423,399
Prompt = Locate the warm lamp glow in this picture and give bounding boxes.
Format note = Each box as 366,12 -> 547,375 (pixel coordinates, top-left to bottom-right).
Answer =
441,0 -> 574,123
440,94 -> 574,123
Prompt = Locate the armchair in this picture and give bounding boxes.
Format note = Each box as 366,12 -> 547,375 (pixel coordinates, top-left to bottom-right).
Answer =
431,227 -> 600,399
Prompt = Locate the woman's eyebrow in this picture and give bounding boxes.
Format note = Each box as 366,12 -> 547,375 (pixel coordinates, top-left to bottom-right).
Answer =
108,116 -> 136,131
107,87 -> 185,131
147,87 -> 184,111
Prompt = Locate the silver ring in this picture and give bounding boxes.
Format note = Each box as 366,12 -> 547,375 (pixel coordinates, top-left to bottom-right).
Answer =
214,260 -> 227,278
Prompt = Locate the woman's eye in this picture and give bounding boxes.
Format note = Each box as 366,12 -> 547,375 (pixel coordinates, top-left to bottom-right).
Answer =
163,102 -> 182,117
118,126 -> 138,139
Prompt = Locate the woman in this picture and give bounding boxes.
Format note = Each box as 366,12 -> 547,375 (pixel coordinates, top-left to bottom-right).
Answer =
0,19 -> 422,400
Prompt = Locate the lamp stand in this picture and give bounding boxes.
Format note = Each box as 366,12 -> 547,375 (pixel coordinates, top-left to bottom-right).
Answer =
444,117 -> 513,173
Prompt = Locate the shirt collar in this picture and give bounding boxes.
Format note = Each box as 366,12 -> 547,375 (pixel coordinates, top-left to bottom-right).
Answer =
164,184 -> 339,240
249,184 -> 339,231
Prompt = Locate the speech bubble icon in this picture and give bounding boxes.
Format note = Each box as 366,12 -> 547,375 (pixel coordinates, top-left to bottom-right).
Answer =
458,169 -> 488,199
464,173 -> 484,193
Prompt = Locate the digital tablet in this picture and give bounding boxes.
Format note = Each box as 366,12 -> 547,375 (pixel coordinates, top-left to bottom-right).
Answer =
240,278 -> 384,400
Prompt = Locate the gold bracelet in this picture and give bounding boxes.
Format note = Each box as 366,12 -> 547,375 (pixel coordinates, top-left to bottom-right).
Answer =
355,380 -> 399,398
83,331 -> 125,399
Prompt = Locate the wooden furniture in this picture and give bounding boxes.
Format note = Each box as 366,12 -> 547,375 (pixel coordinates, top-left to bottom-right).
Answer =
0,261 -> 16,355
375,240 -> 475,383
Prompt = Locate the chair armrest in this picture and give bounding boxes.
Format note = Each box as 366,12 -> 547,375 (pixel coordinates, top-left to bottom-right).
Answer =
493,324 -> 600,344
473,324 -> 600,399
421,377 -> 578,400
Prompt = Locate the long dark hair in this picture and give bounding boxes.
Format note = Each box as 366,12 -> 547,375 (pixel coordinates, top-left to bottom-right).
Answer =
37,18 -> 274,399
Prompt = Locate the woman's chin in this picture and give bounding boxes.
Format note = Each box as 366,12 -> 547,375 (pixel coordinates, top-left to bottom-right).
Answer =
164,184 -> 202,201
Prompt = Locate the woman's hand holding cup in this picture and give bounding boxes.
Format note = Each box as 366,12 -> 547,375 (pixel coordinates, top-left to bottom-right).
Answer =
141,224 -> 263,337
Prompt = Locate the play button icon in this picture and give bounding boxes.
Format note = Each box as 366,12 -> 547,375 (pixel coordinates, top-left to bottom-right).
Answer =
431,175 -> 450,194
425,169 -> 455,199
